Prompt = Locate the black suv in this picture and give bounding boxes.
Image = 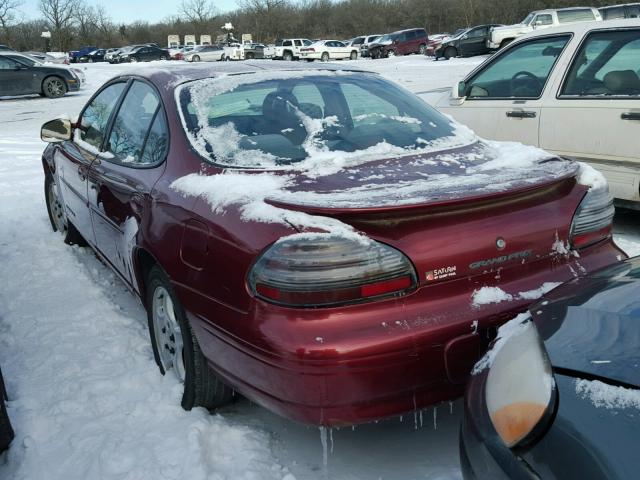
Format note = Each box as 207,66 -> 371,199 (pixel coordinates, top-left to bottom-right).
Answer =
435,24 -> 503,60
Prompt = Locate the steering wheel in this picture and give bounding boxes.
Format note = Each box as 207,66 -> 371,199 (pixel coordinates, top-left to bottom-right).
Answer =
510,71 -> 543,97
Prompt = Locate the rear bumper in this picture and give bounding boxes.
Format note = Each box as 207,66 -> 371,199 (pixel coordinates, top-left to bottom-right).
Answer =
184,240 -> 624,426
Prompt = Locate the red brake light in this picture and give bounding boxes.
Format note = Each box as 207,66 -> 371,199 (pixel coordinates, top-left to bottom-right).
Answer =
250,236 -> 417,307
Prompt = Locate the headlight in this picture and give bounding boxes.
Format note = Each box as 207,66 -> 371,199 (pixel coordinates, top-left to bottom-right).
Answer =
480,314 -> 556,447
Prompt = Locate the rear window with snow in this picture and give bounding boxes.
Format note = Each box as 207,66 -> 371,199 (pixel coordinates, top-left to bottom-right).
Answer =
177,71 -> 459,168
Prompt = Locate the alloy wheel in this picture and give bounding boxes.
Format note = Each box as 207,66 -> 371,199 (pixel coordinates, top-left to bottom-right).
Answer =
47,179 -> 67,233
152,286 -> 185,382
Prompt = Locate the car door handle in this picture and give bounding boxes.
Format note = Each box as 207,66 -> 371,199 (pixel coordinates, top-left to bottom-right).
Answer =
506,111 -> 537,119
621,112 -> 640,121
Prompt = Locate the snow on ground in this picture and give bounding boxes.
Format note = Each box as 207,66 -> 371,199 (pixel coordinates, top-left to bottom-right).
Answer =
0,55 -> 639,480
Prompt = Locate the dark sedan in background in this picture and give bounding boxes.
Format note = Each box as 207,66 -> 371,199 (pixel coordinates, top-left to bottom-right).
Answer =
0,53 -> 80,97
463,256 -> 640,479
435,24 -> 503,59
117,45 -> 169,63
78,49 -> 107,63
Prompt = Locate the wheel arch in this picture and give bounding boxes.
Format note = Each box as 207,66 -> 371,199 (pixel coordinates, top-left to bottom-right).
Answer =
133,247 -> 162,300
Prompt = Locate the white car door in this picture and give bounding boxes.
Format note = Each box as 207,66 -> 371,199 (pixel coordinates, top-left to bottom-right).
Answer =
439,34 -> 571,146
334,41 -> 349,58
540,27 -> 640,202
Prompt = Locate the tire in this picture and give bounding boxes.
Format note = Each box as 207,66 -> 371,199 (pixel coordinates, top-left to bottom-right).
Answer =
321,52 -> 329,62
88,58 -> 93,63
443,46 -> 458,60
192,55 -> 200,62
419,44 -> 426,55
145,266 -> 234,410
130,57 -> 138,63
0,368 -> 14,453
350,50 -> 357,60
246,53 -> 254,60
387,49 -> 396,57
159,56 -> 167,61
42,76 -> 67,98
45,174 -> 86,245
283,51 -> 293,61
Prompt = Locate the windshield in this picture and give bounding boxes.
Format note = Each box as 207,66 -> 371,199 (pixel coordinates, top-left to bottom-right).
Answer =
522,13 -> 535,25
178,72 -> 460,168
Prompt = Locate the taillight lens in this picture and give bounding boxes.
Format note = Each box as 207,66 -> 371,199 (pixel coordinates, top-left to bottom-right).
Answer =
570,184 -> 615,249
249,236 -> 417,307
482,314 -> 556,448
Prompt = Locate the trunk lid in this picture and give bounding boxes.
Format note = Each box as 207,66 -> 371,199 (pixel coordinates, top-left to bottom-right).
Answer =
270,141 -> 584,287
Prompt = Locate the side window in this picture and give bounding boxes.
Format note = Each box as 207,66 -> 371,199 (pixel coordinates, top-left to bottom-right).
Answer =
465,35 -> 570,99
106,81 -> 163,165
628,5 -> 640,18
534,14 -> 553,26
0,57 -> 17,69
141,112 -> 169,164
340,83 -> 401,127
283,40 -> 292,47
303,39 -> 312,46
561,29 -> 640,97
557,9 -> 596,23
294,40 -> 302,47
292,83 -> 326,119
600,6 -> 625,20
468,28 -> 485,38
79,82 -> 126,149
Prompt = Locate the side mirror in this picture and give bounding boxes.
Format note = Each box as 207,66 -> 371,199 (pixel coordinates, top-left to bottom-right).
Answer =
41,118 -> 72,143
534,20 -> 543,27
451,81 -> 467,105
462,34 -> 468,40
454,81 -> 466,98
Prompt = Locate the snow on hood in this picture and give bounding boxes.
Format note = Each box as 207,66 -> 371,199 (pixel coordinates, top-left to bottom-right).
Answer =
575,379 -> 640,410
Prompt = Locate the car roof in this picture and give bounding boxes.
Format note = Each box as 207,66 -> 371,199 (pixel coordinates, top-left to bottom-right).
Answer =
532,6 -> 598,14
517,17 -> 639,40
128,62 -> 372,88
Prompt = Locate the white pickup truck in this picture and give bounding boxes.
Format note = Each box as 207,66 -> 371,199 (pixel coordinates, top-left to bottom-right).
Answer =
429,19 -> 640,207
273,38 -> 313,60
488,7 -> 602,49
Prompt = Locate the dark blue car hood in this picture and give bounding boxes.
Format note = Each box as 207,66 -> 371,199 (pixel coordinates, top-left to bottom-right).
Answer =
533,256 -> 640,388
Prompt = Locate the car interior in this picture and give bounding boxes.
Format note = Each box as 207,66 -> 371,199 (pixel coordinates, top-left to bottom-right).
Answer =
562,30 -> 640,96
181,76 -> 454,164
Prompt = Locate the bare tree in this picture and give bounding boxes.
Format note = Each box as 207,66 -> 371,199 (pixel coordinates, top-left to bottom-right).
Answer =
180,0 -> 216,24
39,0 -> 81,50
0,0 -> 22,36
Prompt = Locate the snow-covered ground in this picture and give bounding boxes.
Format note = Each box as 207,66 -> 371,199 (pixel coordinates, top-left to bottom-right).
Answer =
1,56 -> 638,480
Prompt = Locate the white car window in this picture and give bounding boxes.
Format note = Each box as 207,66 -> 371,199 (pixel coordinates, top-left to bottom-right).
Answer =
464,35 -> 570,99
534,14 -> 553,26
561,29 -> 640,97
557,9 -> 596,23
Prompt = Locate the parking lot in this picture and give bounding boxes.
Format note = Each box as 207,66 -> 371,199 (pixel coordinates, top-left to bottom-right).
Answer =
1,55 -> 639,479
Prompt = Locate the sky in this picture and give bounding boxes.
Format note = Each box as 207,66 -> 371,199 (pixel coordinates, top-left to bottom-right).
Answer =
19,0 -> 243,24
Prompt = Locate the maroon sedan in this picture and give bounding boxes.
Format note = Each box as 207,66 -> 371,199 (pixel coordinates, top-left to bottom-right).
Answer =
40,63 -> 624,426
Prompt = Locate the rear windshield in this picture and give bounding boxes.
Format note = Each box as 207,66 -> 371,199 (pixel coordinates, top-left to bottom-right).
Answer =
177,71 -> 463,168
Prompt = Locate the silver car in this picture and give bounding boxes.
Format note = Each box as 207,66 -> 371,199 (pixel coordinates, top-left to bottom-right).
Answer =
184,45 -> 225,62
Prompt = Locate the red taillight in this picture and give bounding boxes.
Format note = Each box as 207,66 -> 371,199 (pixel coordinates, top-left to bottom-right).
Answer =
249,236 -> 417,307
570,185 -> 615,249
